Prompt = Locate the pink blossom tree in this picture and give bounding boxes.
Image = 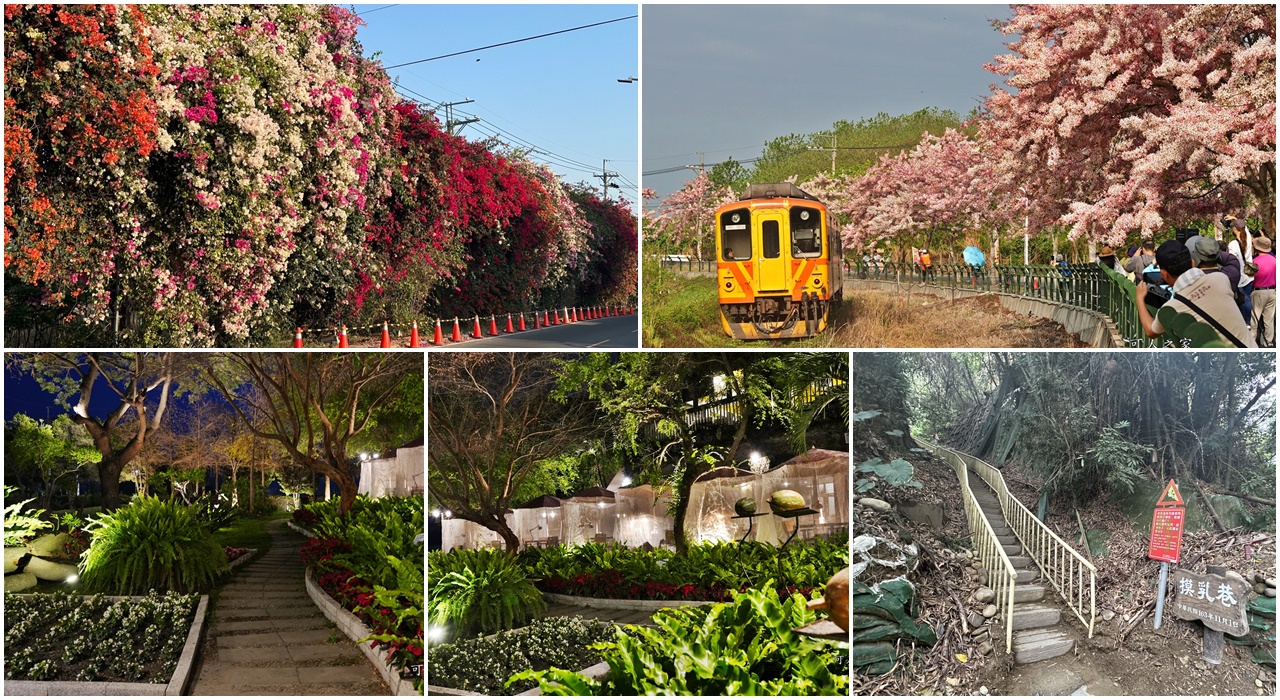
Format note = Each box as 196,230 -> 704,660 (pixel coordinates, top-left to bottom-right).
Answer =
981,4 -> 1275,243
650,172 -> 734,259
837,129 -> 1001,263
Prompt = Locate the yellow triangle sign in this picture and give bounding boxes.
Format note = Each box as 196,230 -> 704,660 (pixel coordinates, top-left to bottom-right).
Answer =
1155,479 -> 1184,507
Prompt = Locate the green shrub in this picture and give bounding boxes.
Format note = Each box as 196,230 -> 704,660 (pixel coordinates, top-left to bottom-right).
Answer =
428,548 -> 546,638
3,485 -> 52,546
429,616 -> 614,695
511,586 -> 849,695
80,497 -> 227,594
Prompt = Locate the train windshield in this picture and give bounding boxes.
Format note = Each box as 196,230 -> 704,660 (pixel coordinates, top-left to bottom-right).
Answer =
790,207 -> 823,258
720,209 -> 751,260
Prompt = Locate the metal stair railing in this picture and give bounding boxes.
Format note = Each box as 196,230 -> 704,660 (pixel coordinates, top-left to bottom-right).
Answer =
952,446 -> 1098,638
918,438 -> 1017,653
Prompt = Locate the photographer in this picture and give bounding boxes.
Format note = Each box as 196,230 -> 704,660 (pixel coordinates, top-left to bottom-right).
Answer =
1135,240 -> 1255,347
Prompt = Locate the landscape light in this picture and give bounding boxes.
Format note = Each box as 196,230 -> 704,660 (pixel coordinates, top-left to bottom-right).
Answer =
66,574 -> 78,584
428,625 -> 448,642
360,453 -> 368,461
372,453 -> 380,459
431,509 -> 441,518
620,476 -> 632,486
444,510 -> 452,518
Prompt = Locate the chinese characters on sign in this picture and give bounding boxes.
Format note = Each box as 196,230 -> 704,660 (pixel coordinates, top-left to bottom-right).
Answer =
1148,507 -> 1185,563
1147,479 -> 1185,563
1170,570 -> 1249,634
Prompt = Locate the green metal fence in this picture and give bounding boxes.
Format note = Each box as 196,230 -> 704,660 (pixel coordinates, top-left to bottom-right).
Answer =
844,262 -> 1203,347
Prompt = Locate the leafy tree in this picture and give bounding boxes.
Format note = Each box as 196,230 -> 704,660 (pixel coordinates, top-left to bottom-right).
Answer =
981,4 -> 1276,241
427,353 -> 599,553
557,352 -> 795,552
649,172 -> 734,259
4,414 -> 98,510
708,157 -> 751,192
203,352 -> 422,514
9,353 -> 187,509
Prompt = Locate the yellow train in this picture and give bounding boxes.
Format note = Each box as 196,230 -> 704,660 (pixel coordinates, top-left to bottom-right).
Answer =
715,183 -> 843,339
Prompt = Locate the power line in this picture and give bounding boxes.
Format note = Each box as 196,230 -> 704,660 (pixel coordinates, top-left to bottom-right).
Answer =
355,4 -> 398,16
383,15 -> 636,69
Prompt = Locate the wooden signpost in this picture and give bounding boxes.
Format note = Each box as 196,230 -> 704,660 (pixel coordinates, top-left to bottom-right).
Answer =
1148,480 -> 1185,630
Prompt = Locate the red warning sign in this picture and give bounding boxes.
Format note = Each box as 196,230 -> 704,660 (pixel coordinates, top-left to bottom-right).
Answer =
1155,479 -> 1184,507
1148,480 -> 1185,563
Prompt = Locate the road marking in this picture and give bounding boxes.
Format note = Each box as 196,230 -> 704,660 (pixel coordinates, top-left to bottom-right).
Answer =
588,340 -> 611,347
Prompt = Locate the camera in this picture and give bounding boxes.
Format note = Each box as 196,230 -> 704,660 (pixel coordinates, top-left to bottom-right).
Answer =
1141,263 -> 1173,308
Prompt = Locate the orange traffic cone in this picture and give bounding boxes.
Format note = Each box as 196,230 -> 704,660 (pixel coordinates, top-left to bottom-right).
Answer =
518,313 -> 527,331
338,326 -> 349,348
432,319 -> 444,345
293,327 -> 304,348
450,318 -> 462,342
505,314 -> 515,333
472,316 -> 484,338
409,321 -> 420,348
380,321 -> 391,348
489,315 -> 499,336
1033,278 -> 1040,291
551,309 -> 560,325
575,307 -> 582,322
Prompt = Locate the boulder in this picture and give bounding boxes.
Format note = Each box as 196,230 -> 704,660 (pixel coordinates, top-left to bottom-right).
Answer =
4,572 -> 37,592
978,641 -> 994,656
974,587 -> 996,603
983,604 -> 999,618
1266,587 -> 1277,599
23,556 -> 77,582
861,498 -> 892,514
1256,582 -> 1269,594
26,533 -> 69,559
4,547 -> 29,574
967,612 -> 986,629
896,500 -> 945,529
1102,609 -> 1116,621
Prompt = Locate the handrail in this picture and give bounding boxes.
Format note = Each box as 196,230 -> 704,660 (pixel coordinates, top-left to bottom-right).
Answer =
916,438 -> 1017,653
940,443 -> 1097,639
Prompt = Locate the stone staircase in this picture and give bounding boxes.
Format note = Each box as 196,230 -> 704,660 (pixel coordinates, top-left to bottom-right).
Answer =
970,473 -> 1076,665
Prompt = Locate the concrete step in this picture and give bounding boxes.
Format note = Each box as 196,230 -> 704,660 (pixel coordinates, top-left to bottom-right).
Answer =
1007,555 -> 1032,568
1011,603 -> 1061,631
1015,568 -> 1039,584
989,526 -> 1013,537
1013,628 -> 1075,664
1013,584 -> 1045,603
1002,543 -> 1023,556
997,534 -> 1018,546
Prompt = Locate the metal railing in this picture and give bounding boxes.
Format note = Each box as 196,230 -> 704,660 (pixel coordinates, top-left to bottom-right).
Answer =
931,441 -> 1097,639
658,257 -> 717,273
918,437 -> 1017,653
844,261 -> 1191,347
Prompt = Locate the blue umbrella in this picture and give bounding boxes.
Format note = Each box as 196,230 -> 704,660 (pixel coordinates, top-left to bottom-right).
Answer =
963,246 -> 986,267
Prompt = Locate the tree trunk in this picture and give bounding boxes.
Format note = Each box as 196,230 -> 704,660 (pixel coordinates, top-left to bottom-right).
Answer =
334,470 -> 358,515
99,459 -> 123,509
671,456 -> 701,554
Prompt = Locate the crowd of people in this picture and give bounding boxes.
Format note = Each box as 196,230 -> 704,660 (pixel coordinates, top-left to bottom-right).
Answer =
1129,217 -> 1274,348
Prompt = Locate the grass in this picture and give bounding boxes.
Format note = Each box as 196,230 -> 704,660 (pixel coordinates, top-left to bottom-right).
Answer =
642,273 -> 1085,348
212,515 -> 277,552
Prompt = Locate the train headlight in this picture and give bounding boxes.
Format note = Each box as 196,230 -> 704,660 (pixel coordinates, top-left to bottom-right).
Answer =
731,213 -> 741,223
799,210 -> 810,221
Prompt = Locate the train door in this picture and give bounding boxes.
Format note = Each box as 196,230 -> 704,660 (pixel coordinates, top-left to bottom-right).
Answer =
755,209 -> 788,293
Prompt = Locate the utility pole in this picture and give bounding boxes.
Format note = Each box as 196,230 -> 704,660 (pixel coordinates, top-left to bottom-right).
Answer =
594,159 -> 621,201
808,136 -> 837,174
442,99 -> 479,134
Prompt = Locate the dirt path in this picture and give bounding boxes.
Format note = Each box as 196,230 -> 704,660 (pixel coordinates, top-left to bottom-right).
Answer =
190,520 -> 388,695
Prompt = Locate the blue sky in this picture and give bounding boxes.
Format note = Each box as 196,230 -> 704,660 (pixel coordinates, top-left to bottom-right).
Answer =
354,4 -> 639,204
643,4 -> 1013,203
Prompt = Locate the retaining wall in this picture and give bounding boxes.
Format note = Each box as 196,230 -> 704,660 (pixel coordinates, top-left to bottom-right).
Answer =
304,567 -> 419,696
843,278 -> 1123,348
542,591 -> 715,611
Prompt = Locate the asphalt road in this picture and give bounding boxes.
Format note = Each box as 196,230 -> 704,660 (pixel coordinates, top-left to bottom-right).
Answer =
432,313 -> 638,349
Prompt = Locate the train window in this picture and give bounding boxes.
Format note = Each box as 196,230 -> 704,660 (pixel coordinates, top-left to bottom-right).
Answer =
721,209 -> 751,260
762,221 -> 781,258
790,207 -> 823,258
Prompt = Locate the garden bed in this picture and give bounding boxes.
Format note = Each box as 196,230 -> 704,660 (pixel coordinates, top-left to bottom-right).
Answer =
304,566 -> 418,696
426,617 -> 614,696
285,520 -> 316,539
4,592 -> 209,696
223,547 -> 258,573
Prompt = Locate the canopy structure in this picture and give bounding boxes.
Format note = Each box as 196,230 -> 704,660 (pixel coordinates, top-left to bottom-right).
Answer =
512,495 -> 564,548
562,486 -> 617,545
358,437 -> 424,498
439,450 -> 848,552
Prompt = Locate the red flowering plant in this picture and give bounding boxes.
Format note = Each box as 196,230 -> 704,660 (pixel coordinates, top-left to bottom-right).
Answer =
4,5 -> 161,327
299,497 -> 424,691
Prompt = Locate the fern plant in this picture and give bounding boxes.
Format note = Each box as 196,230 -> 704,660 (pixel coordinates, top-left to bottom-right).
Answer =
3,486 -> 52,545
428,548 -> 545,638
80,496 -> 227,594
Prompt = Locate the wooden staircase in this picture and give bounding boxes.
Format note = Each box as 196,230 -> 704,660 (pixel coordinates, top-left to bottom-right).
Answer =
970,474 -> 1076,664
